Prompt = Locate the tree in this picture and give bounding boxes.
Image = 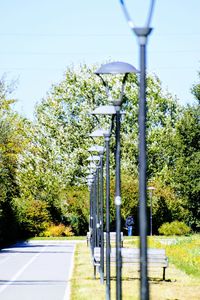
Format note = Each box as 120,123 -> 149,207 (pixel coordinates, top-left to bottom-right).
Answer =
17,64 -> 183,234
191,71 -> 200,104
0,77 -> 27,244
168,104 -> 200,229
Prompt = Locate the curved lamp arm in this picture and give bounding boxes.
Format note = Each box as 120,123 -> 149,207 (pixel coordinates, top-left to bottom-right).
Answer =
119,0 -> 156,28
97,73 -> 129,106
97,74 -> 113,103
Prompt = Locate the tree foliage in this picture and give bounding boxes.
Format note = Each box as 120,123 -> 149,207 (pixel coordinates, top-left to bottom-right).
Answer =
0,77 -> 27,244
0,65 -> 199,241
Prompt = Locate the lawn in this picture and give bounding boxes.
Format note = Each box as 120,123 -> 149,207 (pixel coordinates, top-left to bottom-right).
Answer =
70,235 -> 200,299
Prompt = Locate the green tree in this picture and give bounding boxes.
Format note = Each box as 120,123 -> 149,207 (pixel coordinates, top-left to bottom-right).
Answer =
168,104 -> 200,229
191,71 -> 200,104
20,64 -> 182,233
0,77 -> 27,244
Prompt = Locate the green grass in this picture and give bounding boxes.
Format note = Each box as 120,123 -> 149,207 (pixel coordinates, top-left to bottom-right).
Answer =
124,235 -> 200,277
70,235 -> 200,299
154,235 -> 200,278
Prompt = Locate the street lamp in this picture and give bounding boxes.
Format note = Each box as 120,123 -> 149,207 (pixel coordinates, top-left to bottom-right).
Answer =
86,163 -> 98,236
90,122 -> 114,297
86,167 -> 97,254
147,186 -> 155,236
87,178 -> 94,238
90,120 -> 115,300
89,129 -> 108,285
87,152 -> 101,254
94,61 -> 138,300
88,144 -> 104,276
119,2 -> 156,299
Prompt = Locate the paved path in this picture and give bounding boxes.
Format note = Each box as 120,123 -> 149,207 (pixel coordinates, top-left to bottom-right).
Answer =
0,240 -> 76,300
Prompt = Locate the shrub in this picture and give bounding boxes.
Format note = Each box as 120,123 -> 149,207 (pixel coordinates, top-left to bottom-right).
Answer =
42,224 -> 65,237
63,226 -> 74,237
158,220 -> 191,236
41,224 -> 74,237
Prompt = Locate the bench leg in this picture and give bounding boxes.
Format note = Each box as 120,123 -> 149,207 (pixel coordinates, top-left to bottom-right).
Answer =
163,267 -> 166,281
94,265 -> 96,279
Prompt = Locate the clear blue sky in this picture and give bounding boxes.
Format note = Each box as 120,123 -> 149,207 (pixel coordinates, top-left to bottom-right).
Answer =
0,0 -> 199,120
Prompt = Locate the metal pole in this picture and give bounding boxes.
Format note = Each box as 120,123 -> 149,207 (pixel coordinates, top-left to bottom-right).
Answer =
100,153 -> 104,284
89,186 -> 92,232
115,107 -> 122,300
92,176 -> 97,254
90,184 -> 93,250
89,186 -> 92,249
150,190 -> 153,236
134,27 -> 152,300
96,167 -> 100,247
105,133 -> 111,300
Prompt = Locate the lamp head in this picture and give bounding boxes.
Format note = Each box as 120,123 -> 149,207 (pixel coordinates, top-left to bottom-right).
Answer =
94,62 -> 138,107
90,128 -> 110,137
91,105 -> 116,115
95,61 -> 138,75
86,155 -> 100,162
147,186 -> 156,190
88,145 -> 104,154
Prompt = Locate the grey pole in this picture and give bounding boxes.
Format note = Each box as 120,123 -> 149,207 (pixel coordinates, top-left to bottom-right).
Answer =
90,182 -> 94,254
134,27 -> 152,300
119,2 -> 155,298
105,132 -> 111,300
99,153 -> 104,284
96,167 -> 100,247
150,189 -> 153,236
115,106 -> 122,300
92,175 -> 97,253
89,186 -> 93,232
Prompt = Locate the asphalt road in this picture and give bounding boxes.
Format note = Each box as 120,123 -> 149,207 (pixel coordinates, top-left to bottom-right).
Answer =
0,240 -> 76,300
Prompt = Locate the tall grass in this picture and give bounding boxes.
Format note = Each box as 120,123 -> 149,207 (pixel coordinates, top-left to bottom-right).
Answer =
125,235 -> 200,277
156,235 -> 200,277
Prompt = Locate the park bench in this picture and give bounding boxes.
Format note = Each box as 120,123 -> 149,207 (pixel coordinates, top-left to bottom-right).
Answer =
87,231 -> 124,247
93,247 -> 168,281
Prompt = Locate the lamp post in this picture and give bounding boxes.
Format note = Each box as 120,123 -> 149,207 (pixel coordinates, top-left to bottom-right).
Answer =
90,124 -> 114,299
86,168 -> 97,254
87,178 -> 94,240
90,129 -> 111,285
87,158 -> 100,253
87,157 -> 100,239
94,62 -> 138,300
88,145 -> 104,282
119,2 -> 156,299
147,186 -> 155,236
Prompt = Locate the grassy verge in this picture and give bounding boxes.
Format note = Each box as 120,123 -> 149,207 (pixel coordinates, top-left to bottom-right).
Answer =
70,235 -> 200,299
154,235 -> 200,278
124,235 -> 200,278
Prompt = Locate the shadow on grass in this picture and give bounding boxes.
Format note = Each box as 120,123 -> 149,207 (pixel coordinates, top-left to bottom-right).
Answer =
101,276 -> 173,283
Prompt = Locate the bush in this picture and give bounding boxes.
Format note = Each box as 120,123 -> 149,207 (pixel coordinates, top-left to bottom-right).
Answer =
63,226 -> 74,237
65,186 -> 89,235
158,221 -> 191,236
13,197 -> 50,236
41,224 -> 74,237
